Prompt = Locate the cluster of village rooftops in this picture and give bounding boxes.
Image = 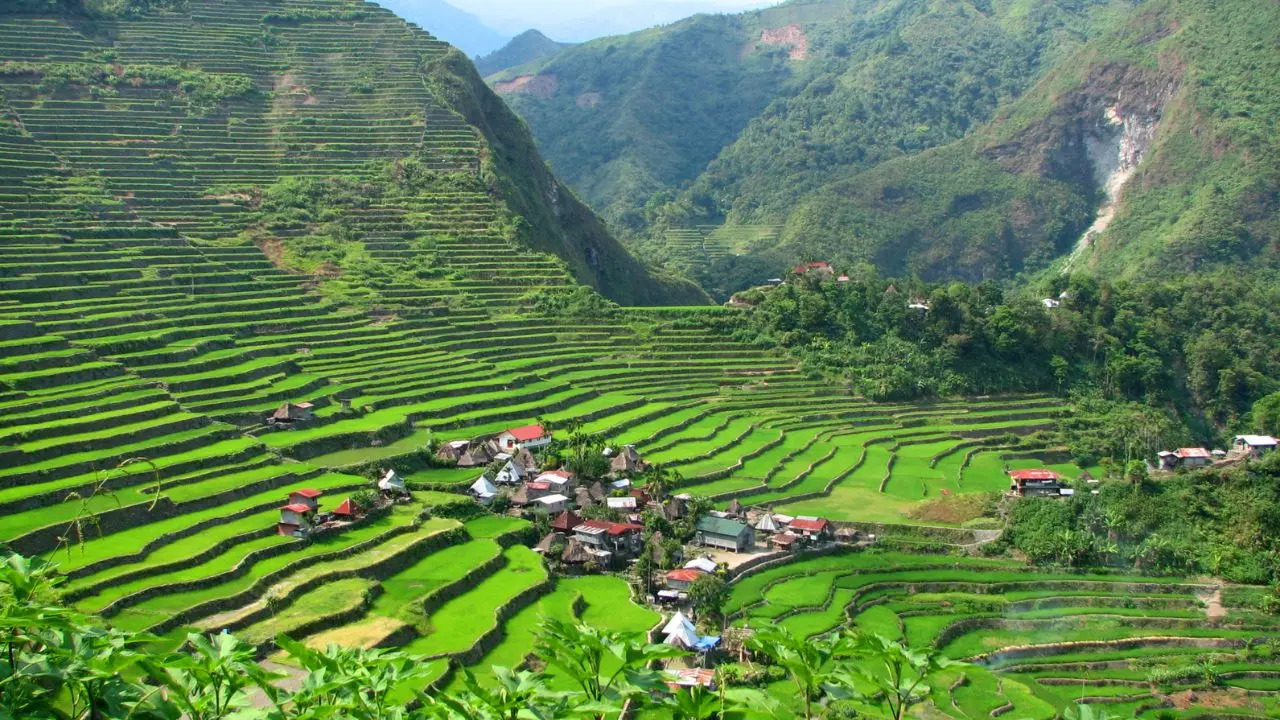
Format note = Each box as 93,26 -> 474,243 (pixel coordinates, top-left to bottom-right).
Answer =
267,414 -> 1278,591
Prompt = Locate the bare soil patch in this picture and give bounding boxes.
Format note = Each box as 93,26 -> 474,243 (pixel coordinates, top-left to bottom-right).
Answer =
757,24 -> 809,60
493,74 -> 558,97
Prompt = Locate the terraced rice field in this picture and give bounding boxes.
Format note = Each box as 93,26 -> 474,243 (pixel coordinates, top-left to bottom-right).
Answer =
2,0 -> 1252,710
729,550 -> 1280,719
662,223 -> 782,274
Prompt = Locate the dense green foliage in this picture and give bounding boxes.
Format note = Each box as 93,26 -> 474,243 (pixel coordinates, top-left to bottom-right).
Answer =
492,6 -> 805,228
736,267 -> 1278,436
1004,453 -> 1280,585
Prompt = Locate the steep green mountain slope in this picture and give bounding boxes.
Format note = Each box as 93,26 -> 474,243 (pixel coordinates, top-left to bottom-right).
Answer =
0,0 -> 702,305
745,0 -> 1280,286
490,1 -> 845,227
476,29 -> 571,78
493,0 -> 1130,249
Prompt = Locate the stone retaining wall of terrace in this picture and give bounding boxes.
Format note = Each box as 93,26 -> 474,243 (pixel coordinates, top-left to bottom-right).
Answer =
726,543 -> 852,586
59,481 -> 345,582
254,583 -> 385,659
98,503 -> 397,627
441,580 -> 554,667
682,430 -> 786,486
219,525 -> 469,635
953,423 -> 1055,439
970,636 -> 1244,666
832,520 -> 980,545
63,525 -> 278,602
1,422 -> 242,491
419,552 -> 506,616
12,495 -> 181,557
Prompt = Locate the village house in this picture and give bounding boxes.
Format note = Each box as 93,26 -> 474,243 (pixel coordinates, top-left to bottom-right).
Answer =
278,502 -> 316,537
606,496 -> 638,511
435,439 -> 470,462
664,568 -> 704,591
1158,447 -> 1213,471
666,668 -> 717,692
456,441 -> 497,468
550,510 -> 583,535
793,261 -> 834,278
725,498 -> 744,519
1234,435 -> 1278,456
532,493 -> 570,514
267,401 -> 315,427
608,444 -> 647,475
752,511 -> 782,534
492,459 -> 525,485
535,468 -> 575,491
287,488 -> 323,511
787,516 -> 833,542
497,424 -> 551,451
1008,469 -> 1070,497
694,516 -> 755,552
769,532 -> 801,552
572,520 -> 644,557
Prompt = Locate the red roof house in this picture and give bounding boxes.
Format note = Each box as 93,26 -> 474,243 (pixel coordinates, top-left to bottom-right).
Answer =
1008,470 -> 1062,481
288,488 -> 323,511
665,568 -> 704,589
667,668 -> 717,690
793,261 -> 833,275
788,516 -> 830,534
1008,469 -> 1069,497
497,424 -> 551,450
333,498 -> 358,518
550,510 -> 583,534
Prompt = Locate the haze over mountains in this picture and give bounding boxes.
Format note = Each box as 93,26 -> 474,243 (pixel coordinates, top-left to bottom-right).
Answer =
493,0 -> 1279,298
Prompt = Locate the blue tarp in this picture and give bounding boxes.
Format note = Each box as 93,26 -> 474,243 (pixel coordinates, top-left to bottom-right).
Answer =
692,635 -> 721,652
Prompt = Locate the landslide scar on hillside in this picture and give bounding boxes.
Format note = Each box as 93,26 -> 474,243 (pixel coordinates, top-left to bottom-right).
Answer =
755,24 -> 808,60
493,74 -> 559,98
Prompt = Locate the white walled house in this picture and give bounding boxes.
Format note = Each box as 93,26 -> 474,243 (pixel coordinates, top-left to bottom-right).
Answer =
497,424 -> 551,451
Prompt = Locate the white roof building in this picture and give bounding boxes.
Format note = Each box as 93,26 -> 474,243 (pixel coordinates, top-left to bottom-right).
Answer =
684,557 -> 718,574
470,476 -> 498,499
494,460 -> 524,485
754,513 -> 781,533
1235,435 -> 1278,447
535,493 -> 570,507
378,469 -> 406,493
606,496 -> 637,510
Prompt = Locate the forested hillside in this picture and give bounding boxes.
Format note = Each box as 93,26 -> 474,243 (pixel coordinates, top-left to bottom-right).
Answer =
476,30 -> 571,78
498,0 -> 1279,298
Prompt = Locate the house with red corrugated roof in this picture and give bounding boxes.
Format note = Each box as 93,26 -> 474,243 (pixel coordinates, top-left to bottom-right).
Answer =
787,516 -> 832,541
497,424 -> 551,451
287,488 -> 322,511
1008,469 -> 1069,497
664,568 -> 704,591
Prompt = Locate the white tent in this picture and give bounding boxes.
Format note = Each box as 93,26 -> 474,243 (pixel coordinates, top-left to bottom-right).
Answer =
664,622 -> 699,648
661,611 -> 696,638
378,469 -> 406,493
470,475 -> 498,499
754,513 -> 780,533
